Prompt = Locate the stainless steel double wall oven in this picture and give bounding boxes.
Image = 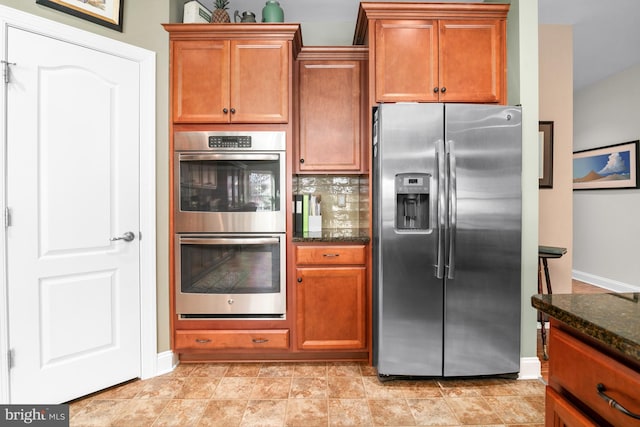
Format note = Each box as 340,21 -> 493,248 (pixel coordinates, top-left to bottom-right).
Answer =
174,131 -> 287,318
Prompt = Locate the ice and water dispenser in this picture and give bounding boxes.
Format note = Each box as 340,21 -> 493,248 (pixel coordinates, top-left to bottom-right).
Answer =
395,173 -> 430,230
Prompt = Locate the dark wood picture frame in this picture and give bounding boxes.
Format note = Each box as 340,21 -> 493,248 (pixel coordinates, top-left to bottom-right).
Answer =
36,0 -> 124,32
539,121 -> 554,188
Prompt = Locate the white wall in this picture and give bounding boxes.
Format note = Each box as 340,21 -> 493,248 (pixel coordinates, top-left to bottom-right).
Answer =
573,65 -> 640,292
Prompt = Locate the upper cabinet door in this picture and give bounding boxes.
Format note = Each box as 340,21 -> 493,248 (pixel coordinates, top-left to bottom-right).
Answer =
298,60 -> 364,172
165,24 -> 300,124
375,20 -> 439,102
438,19 -> 505,103
230,40 -> 289,123
357,3 -> 509,105
172,40 -> 230,123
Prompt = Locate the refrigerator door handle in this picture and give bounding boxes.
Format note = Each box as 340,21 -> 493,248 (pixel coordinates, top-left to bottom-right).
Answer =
446,139 -> 457,279
436,139 -> 446,279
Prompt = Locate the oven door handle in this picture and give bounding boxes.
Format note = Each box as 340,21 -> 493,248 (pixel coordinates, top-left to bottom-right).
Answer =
179,237 -> 280,246
179,153 -> 280,161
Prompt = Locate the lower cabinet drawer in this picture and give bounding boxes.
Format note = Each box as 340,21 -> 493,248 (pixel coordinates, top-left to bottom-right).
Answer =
549,328 -> 640,426
175,329 -> 289,350
296,245 -> 366,265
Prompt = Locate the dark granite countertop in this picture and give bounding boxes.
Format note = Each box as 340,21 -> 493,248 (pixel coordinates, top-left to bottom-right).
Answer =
531,293 -> 640,363
292,228 -> 370,243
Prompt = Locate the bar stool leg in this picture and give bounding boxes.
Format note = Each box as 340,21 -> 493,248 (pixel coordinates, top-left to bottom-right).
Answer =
543,257 -> 553,294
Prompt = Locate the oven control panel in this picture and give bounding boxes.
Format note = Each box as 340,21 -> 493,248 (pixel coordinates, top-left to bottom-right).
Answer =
208,135 -> 252,148
175,131 -> 284,151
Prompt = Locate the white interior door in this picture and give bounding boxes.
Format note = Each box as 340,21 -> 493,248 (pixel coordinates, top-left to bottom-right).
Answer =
6,26 -> 141,404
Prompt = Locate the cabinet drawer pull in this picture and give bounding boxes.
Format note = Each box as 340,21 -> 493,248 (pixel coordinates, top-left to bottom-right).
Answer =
322,253 -> 340,257
597,383 -> 640,420
195,338 -> 212,344
252,338 -> 269,344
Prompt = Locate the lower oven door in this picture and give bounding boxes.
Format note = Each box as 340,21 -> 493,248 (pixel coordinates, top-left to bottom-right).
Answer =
176,234 -> 286,318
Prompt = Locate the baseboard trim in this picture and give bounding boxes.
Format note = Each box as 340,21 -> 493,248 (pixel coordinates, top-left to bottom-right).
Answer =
573,270 -> 640,293
154,351 -> 541,381
518,357 -> 541,380
156,351 -> 178,377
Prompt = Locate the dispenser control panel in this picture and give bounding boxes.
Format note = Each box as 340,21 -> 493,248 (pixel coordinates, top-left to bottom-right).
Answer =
397,176 -> 427,192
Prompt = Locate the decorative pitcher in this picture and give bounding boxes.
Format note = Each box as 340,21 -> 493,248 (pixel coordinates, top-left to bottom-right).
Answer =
234,10 -> 256,23
261,0 -> 284,22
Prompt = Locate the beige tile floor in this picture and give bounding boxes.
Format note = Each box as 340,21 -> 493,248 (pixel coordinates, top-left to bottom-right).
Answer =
69,280 -> 607,426
69,361 -> 545,426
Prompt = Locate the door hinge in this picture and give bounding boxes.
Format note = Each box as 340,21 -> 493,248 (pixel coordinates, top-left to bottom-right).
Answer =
1,60 -> 16,84
8,348 -> 14,369
4,207 -> 11,228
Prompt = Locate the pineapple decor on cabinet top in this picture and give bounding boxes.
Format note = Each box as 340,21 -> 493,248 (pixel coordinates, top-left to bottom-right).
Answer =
201,0 -> 284,24
212,0 -> 231,23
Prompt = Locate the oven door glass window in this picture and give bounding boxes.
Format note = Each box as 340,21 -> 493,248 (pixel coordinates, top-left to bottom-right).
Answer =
180,237 -> 280,295
179,155 -> 281,214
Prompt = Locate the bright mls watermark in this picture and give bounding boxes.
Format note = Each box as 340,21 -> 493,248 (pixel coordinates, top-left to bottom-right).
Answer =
1,405 -> 68,426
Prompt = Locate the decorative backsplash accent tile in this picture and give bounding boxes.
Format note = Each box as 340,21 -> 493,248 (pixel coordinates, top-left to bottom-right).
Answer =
293,175 -> 369,230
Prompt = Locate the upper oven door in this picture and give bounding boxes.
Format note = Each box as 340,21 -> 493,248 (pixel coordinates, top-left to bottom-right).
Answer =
175,151 -> 286,233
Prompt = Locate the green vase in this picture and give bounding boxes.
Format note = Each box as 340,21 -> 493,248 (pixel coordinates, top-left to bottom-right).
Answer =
262,0 -> 284,22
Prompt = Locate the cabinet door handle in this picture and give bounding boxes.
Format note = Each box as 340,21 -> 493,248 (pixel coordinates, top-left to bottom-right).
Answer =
195,338 -> 212,344
433,87 -> 439,93
597,383 -> 640,420
299,158 -> 305,164
223,108 -> 228,114
440,87 -> 447,93
252,338 -> 269,344
297,277 -> 302,283
322,253 -> 340,257
230,108 -> 236,114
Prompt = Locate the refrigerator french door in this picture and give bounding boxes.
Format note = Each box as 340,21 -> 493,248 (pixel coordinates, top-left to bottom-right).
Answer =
372,103 -> 522,377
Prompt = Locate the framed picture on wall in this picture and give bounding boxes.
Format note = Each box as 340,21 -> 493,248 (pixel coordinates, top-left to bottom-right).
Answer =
36,0 -> 124,32
539,121 -> 554,188
573,140 -> 639,190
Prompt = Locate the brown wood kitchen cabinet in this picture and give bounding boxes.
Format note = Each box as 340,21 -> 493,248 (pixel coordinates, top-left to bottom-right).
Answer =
164,24 -> 303,362
164,24 -> 302,124
296,47 -> 368,173
175,329 -> 290,351
294,244 -> 367,351
546,387 -> 598,427
354,2 -> 509,104
546,320 -> 640,426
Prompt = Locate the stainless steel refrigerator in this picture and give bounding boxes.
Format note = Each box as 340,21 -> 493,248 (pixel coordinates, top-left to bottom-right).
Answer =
372,103 -> 522,378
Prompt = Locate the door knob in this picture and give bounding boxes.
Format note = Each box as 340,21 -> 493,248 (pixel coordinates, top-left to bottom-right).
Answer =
110,231 -> 135,242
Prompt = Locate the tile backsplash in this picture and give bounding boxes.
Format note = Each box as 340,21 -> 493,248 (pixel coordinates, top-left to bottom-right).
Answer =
293,175 -> 369,230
